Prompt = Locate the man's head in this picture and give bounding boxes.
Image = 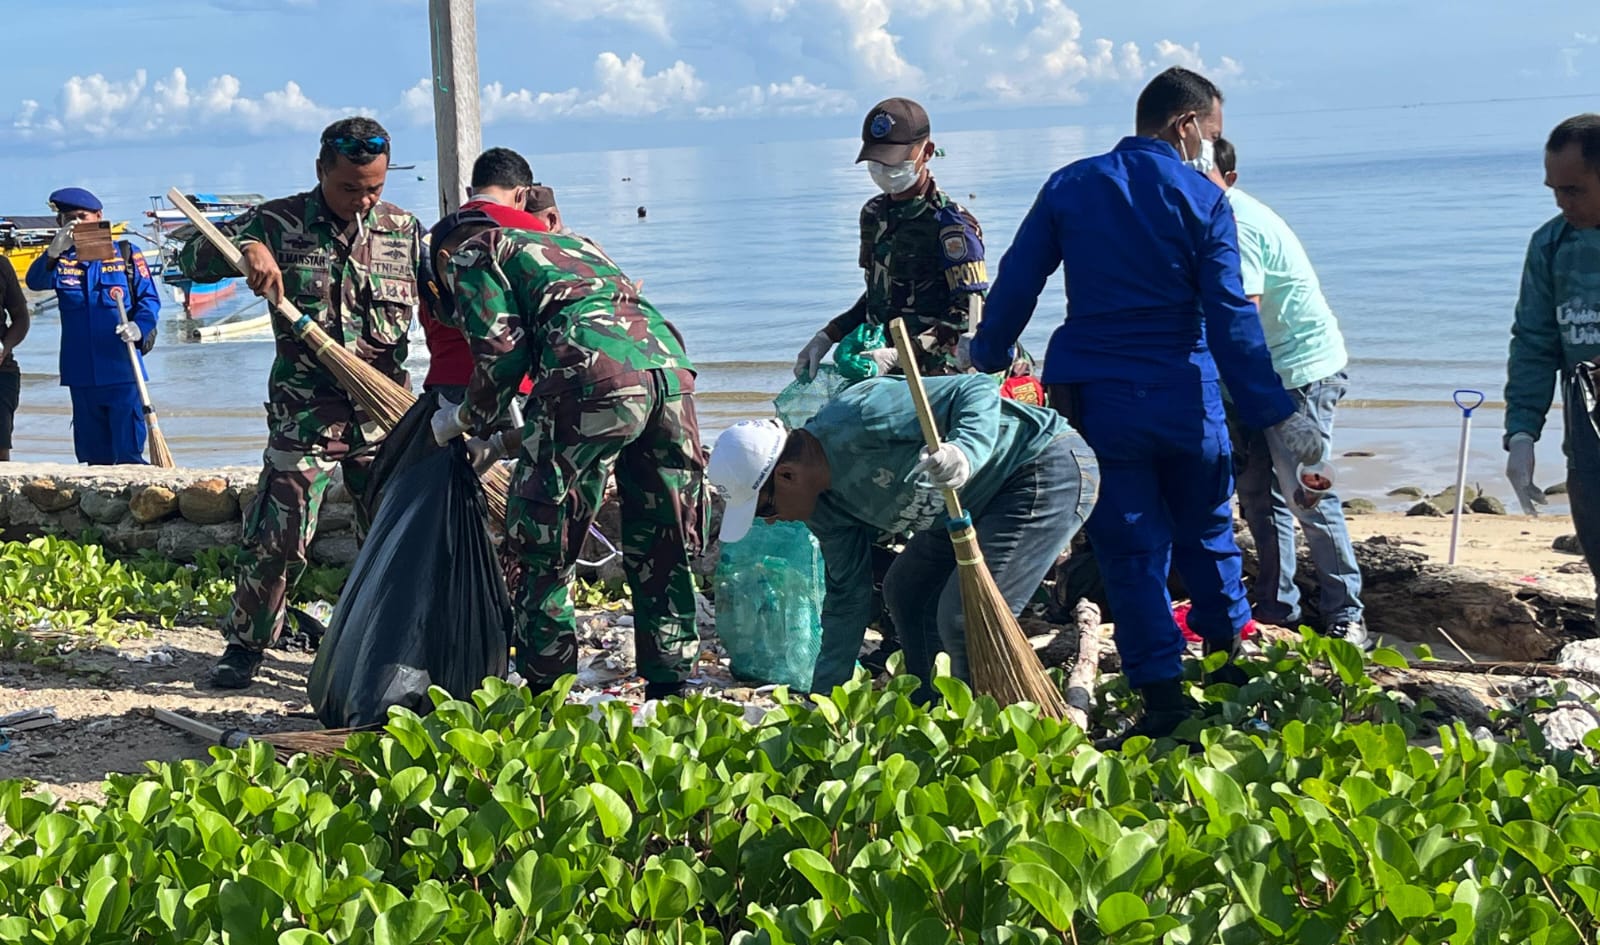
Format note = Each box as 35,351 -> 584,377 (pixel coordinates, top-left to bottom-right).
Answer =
1545,114 -> 1600,230
49,187 -> 103,226
525,184 -> 566,234
423,209 -> 499,318
315,116 -> 391,223
1135,66 -> 1224,164
470,147 -> 535,210
1210,137 -> 1239,189
708,421 -> 831,542
856,98 -> 936,197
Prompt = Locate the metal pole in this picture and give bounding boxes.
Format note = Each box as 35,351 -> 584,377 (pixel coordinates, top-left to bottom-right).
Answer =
428,0 -> 482,218
1448,389 -> 1485,565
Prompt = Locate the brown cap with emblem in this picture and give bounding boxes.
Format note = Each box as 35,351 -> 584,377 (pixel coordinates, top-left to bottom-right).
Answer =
856,97 -> 931,164
525,184 -> 557,213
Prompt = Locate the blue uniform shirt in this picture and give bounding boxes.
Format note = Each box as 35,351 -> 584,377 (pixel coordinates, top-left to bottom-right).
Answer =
971,136 -> 1293,430
27,241 -> 160,388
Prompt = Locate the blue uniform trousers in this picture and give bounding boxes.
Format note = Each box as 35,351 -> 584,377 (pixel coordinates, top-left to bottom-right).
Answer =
1065,378 -> 1250,688
69,383 -> 147,466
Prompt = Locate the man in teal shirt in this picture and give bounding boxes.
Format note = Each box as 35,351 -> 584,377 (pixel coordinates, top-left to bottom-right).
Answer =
1505,114 -> 1600,614
707,373 -> 1099,700
1210,139 -> 1367,649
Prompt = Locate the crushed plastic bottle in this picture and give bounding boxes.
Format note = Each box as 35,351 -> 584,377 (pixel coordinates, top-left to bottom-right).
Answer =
714,519 -> 825,690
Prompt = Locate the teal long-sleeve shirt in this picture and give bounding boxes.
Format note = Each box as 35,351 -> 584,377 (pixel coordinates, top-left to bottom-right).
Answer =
801,374 -> 1071,690
1505,216 -> 1600,449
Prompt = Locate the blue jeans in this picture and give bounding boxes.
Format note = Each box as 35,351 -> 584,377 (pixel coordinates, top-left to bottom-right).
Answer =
883,433 -> 1099,703
1231,371 -> 1364,628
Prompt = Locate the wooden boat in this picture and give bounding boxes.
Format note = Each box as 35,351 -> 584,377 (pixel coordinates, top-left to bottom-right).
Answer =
145,193 -> 264,313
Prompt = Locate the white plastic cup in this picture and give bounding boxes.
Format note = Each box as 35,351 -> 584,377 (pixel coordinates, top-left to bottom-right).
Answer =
1294,460 -> 1334,508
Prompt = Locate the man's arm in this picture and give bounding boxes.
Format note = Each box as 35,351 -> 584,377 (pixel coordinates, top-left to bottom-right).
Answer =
823,293 -> 869,342
24,252 -> 56,292
1197,194 -> 1294,429
928,374 -> 1002,472
1505,229 -> 1561,445
175,207 -> 270,283
125,246 -> 161,337
923,204 -> 988,371
811,518 -> 875,693
970,184 -> 1060,373
0,264 -> 27,352
454,246 -> 535,430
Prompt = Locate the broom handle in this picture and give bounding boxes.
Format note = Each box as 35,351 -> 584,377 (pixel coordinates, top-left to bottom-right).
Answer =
888,318 -> 966,521
150,707 -> 250,749
164,188 -> 312,332
110,290 -> 160,422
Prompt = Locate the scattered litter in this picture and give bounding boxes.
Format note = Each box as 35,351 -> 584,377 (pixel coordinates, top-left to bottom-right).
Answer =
121,645 -> 179,665
0,707 -> 60,734
577,651 -> 629,687
85,718 -> 121,735
614,616 -> 635,629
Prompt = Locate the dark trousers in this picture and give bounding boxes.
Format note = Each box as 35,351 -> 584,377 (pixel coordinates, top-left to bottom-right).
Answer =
1562,382 -> 1600,616
68,383 -> 147,465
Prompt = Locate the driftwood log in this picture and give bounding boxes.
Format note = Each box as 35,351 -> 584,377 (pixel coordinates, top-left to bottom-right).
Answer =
1062,600 -> 1102,730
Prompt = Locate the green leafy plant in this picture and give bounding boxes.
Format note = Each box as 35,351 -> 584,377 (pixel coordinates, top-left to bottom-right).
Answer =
3,638 -> 1598,943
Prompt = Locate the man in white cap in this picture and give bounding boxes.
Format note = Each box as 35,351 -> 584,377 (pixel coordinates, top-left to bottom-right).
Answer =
708,372 -> 1098,700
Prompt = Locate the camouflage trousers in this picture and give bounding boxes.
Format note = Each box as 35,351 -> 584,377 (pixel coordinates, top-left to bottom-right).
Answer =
507,368 -> 706,689
224,397 -> 380,650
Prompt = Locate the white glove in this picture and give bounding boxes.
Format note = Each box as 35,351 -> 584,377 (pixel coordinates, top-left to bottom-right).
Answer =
114,322 -> 142,344
910,443 -> 972,490
1506,433 -> 1547,516
0,343 -> 8,363
1266,411 -> 1326,467
431,401 -> 471,446
863,347 -> 899,376
956,333 -> 974,372
47,222 -> 76,259
464,433 -> 506,475
794,331 -> 833,381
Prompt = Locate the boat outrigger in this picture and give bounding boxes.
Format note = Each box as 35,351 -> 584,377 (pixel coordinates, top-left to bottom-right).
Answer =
145,193 -> 266,315
2,214 -> 130,280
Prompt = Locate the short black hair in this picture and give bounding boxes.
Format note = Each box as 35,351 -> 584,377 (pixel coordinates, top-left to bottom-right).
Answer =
1135,67 -> 1223,136
317,116 -> 390,168
1214,137 -> 1237,176
1547,114 -> 1600,175
471,147 -> 534,189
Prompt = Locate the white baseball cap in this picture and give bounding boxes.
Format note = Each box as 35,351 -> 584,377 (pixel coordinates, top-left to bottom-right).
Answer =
707,419 -> 789,544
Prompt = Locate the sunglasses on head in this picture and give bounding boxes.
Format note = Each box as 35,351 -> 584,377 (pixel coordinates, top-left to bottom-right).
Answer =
324,135 -> 389,158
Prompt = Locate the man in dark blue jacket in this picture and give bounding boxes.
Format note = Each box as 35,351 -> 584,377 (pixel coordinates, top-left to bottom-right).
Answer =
969,67 -> 1325,741
26,187 -> 160,465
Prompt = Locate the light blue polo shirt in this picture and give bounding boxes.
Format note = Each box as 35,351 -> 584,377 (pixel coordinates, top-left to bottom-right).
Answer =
1226,186 -> 1349,390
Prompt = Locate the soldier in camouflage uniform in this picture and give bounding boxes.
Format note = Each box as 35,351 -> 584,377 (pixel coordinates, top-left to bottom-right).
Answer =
428,215 -> 705,700
176,117 -> 422,689
794,97 -> 989,381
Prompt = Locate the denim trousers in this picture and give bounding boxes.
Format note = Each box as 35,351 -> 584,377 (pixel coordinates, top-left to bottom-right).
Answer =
1230,371 -> 1365,628
883,433 -> 1099,703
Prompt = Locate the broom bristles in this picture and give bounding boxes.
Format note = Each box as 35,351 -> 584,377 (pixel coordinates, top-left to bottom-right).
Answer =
146,415 -> 176,468
263,725 -> 375,762
952,526 -> 1070,719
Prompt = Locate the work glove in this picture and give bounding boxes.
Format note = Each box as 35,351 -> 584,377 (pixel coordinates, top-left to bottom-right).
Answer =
431,400 -> 471,446
794,330 -> 833,381
114,322 -> 142,344
863,347 -> 899,376
910,443 -> 972,491
46,222 -> 76,260
1265,411 -> 1326,467
464,432 -> 508,475
955,333 -> 974,372
1506,432 -> 1547,516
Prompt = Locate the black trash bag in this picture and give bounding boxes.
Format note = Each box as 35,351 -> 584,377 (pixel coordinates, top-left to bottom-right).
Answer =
307,392 -> 511,728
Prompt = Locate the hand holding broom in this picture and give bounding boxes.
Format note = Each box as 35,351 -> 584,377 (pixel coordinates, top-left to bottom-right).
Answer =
887,318 -> 1070,720
108,286 -> 175,467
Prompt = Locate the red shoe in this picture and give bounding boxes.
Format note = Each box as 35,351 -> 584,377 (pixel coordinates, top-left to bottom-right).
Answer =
1172,601 -> 1257,644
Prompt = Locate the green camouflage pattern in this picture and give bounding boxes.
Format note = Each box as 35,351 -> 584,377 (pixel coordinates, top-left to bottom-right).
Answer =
446,227 -> 694,430
506,369 -> 706,688
176,188 -> 422,650
826,176 -> 987,375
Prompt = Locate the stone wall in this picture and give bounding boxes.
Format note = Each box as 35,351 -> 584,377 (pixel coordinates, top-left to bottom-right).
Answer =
0,463 -> 724,577
0,464 -> 360,566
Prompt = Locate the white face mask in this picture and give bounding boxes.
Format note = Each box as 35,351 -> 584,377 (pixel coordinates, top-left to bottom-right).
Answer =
1186,137 -> 1216,175
869,160 -> 920,195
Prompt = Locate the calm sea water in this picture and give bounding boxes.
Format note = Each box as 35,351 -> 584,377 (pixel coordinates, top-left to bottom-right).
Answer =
2,98 -> 1584,503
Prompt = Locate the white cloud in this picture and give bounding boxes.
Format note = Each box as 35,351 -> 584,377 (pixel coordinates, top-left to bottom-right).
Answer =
399,52 -> 704,126
696,75 -> 856,119
501,0 -> 674,41
9,67 -> 351,143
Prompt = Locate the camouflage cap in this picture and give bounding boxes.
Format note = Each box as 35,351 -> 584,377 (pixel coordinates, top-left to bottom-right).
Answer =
856,98 -> 931,164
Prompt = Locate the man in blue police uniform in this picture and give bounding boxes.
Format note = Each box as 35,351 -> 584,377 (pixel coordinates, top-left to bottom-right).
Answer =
968,67 -> 1326,743
25,187 -> 161,465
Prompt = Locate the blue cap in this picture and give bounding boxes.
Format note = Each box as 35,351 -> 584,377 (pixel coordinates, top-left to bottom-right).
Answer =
48,187 -> 102,213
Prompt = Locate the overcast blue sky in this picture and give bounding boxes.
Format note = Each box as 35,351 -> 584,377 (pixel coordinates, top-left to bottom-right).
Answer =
0,0 -> 1594,175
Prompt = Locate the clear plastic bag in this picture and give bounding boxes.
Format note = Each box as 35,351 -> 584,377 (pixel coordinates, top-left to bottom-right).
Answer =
774,364 -> 849,430
714,519 -> 825,690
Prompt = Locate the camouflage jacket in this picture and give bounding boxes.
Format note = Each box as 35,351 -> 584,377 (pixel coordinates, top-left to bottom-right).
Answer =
826,176 -> 988,375
176,189 -> 422,409
448,227 -> 695,428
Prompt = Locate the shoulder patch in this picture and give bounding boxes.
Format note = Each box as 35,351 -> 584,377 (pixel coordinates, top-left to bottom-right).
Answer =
940,226 -> 968,262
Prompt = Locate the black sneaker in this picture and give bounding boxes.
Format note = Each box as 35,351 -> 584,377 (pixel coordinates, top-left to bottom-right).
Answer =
1201,634 -> 1249,687
1094,679 -> 1199,750
1329,621 -> 1375,653
209,644 -> 263,690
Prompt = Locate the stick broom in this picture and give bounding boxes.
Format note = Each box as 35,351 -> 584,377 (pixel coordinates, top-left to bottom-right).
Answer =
110,289 -> 175,467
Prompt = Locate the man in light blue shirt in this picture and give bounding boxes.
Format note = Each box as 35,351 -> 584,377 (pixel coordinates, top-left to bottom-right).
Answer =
1210,138 -> 1368,649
